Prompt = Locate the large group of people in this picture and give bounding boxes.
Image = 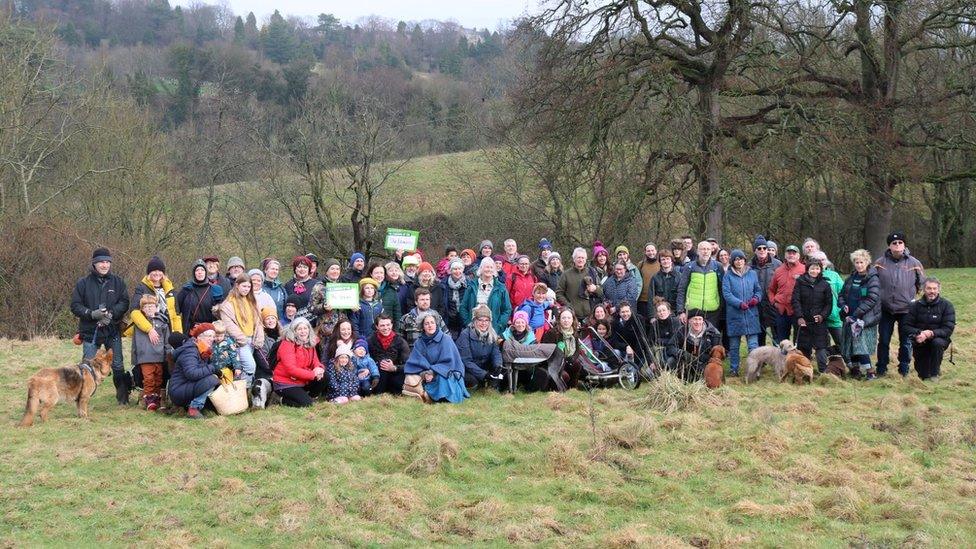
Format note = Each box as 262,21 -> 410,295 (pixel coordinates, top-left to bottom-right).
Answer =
70,230 -> 957,418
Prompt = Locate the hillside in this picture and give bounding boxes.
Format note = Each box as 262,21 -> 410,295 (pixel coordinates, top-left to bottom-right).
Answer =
2,269 -> 973,546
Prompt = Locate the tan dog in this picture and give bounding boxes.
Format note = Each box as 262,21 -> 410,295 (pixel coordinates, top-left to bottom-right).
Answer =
20,349 -> 114,426
704,345 -> 727,389
781,350 -> 814,384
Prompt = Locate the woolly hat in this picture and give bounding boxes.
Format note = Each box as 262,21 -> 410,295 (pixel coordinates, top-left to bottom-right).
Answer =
227,256 -> 245,270
592,240 -> 609,258
730,249 -> 746,262
189,323 -> 216,337
479,240 -> 493,252
512,310 -> 529,325
766,240 -> 778,252
358,277 -> 379,290
614,245 -> 630,256
335,343 -> 353,358
260,307 -> 278,321
887,232 -> 906,245
547,252 -> 562,265
285,294 -> 302,308
349,252 -> 365,266
261,257 -> 280,271
539,238 -> 552,250
292,255 -> 313,269
492,254 -> 505,263
146,256 -> 165,274
305,253 -> 319,265
472,304 -> 492,320
353,338 -> 369,353
322,258 -> 340,273
686,309 -> 705,320
211,320 -> 226,334
91,247 -> 112,263
460,248 -> 476,260
753,234 -> 768,250
402,254 -> 421,268
418,261 -> 435,274
168,332 -> 187,349
247,268 -> 264,282
191,259 -> 207,274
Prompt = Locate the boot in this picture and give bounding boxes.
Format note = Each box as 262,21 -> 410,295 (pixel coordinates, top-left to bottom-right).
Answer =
146,394 -> 160,412
115,372 -> 132,405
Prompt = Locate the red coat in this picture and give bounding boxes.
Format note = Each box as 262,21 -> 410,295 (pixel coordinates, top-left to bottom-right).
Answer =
507,270 -> 538,309
272,340 -> 323,386
767,261 -> 806,316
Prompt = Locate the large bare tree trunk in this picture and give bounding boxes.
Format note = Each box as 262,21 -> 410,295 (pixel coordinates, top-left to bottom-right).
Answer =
699,86 -> 724,242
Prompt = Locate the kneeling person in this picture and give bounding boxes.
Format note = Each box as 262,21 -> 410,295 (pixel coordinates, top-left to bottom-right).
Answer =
904,278 -> 955,381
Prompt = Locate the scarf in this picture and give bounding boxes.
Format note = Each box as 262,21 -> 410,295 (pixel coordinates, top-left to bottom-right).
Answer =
560,329 -> 576,356
447,275 -> 466,305
293,278 -> 310,295
376,330 -> 396,350
195,339 -> 213,361
228,292 -> 255,337
510,327 -> 529,342
475,327 -> 493,344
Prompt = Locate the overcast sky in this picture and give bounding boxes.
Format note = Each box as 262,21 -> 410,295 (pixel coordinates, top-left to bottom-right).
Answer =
180,0 -> 537,30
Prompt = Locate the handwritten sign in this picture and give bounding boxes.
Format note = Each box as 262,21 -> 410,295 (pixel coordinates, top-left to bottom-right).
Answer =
325,283 -> 360,309
384,228 -> 420,251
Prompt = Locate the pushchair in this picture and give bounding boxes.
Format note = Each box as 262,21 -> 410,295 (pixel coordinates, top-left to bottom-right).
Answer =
578,326 -> 642,390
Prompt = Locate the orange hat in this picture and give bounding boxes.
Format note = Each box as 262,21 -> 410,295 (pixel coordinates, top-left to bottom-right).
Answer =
189,323 -> 216,337
418,262 -> 434,274
460,248 -> 476,259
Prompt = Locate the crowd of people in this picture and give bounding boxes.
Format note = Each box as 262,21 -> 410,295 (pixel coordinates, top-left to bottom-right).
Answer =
70,231 -> 957,418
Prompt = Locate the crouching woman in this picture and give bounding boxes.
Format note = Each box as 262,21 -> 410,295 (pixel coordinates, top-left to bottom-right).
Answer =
272,317 -> 326,407
169,323 -> 222,419
403,315 -> 470,403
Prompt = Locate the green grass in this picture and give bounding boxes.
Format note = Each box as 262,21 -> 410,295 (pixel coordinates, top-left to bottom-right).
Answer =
2,269 -> 974,546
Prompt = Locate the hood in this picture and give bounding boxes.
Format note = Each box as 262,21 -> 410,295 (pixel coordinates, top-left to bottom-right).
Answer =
172,338 -> 201,362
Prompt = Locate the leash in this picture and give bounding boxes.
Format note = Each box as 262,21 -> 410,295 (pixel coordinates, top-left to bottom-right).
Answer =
77,358 -> 99,399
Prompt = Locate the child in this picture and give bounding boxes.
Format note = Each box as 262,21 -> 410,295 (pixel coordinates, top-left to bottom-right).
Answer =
327,344 -> 362,404
351,338 -> 379,396
131,294 -> 171,411
211,320 -> 242,383
351,277 -> 383,340
518,283 -> 555,340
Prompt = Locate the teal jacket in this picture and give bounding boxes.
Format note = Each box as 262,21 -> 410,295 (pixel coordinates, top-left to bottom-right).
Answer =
460,279 -> 512,334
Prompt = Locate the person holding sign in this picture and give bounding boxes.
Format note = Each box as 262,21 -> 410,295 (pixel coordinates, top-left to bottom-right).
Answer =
351,278 -> 384,340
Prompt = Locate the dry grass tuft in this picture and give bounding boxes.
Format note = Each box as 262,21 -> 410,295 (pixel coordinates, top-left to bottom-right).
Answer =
545,440 -> 588,477
545,392 -> 574,411
815,373 -> 847,386
816,485 -> 866,522
606,525 -> 692,548
404,434 -> 460,475
219,477 -> 246,493
731,498 -> 815,519
604,417 -> 658,450
644,371 -> 720,413
503,505 -> 568,543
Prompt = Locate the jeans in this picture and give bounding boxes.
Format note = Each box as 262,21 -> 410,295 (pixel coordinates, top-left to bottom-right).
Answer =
83,333 -> 124,376
189,387 -> 214,410
773,312 -> 795,344
876,310 -> 911,376
237,344 -> 256,387
728,334 -> 759,373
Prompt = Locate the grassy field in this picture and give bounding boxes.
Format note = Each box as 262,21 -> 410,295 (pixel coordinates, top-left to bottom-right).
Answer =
2,269 -> 974,547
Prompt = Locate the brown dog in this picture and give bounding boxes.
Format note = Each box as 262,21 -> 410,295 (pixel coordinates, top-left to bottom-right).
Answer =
704,345 -> 727,389
825,354 -> 846,378
781,350 -> 814,384
20,349 -> 114,427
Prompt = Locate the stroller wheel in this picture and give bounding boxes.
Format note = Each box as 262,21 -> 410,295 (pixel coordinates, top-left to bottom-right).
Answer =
618,362 -> 640,390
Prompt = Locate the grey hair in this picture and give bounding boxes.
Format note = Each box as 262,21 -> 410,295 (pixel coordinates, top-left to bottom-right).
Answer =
808,250 -> 832,269
923,276 -> 941,287
504,238 -> 517,246
282,317 -> 317,348
572,247 -> 587,259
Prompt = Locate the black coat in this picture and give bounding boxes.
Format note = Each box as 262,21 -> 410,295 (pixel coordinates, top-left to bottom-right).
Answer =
904,296 -> 955,347
70,270 -> 129,341
666,323 -> 722,377
649,316 -> 681,347
791,274 -> 832,349
610,314 -> 650,364
177,280 -> 219,328
838,268 -> 882,327
168,339 -> 220,407
651,270 -> 680,311
366,332 -> 411,372
438,276 -> 468,331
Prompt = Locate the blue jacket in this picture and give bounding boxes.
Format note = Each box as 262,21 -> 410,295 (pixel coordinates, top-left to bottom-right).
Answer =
351,299 -> 384,340
602,271 -> 640,308
352,354 -> 379,379
722,267 -> 762,337
460,280 -> 512,334
455,327 -> 503,372
517,298 -> 551,330
168,339 -> 220,407
263,278 -> 287,320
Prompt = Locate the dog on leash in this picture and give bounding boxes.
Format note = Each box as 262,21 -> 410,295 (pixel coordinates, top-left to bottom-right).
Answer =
745,339 -> 797,383
20,349 -> 114,427
824,345 -> 846,378
704,345 -> 727,389
781,350 -> 814,384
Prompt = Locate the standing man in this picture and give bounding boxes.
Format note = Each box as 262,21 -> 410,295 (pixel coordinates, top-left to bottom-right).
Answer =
226,256 -> 246,283
203,255 -> 232,295
750,235 -> 781,346
70,247 -> 131,404
556,247 -> 603,319
636,242 -> 660,319
874,232 -> 925,377
904,278 -> 955,381
676,241 -> 723,327
652,250 -> 680,312
501,239 -> 519,278
767,244 -> 805,343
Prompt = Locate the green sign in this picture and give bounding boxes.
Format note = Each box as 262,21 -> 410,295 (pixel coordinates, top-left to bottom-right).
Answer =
384,228 -> 420,251
325,283 -> 360,309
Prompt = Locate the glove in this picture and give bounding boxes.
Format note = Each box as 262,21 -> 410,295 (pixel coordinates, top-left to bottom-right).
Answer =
748,297 -> 759,307
91,308 -> 108,320
739,302 -> 749,311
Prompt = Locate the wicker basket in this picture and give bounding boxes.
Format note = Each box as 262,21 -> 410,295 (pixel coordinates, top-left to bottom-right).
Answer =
209,380 -> 249,415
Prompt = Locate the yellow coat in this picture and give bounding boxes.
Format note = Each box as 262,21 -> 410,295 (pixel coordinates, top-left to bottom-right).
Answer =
126,275 -> 184,336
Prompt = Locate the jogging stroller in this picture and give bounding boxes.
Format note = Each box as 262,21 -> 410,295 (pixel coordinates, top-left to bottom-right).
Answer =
578,326 -> 642,390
